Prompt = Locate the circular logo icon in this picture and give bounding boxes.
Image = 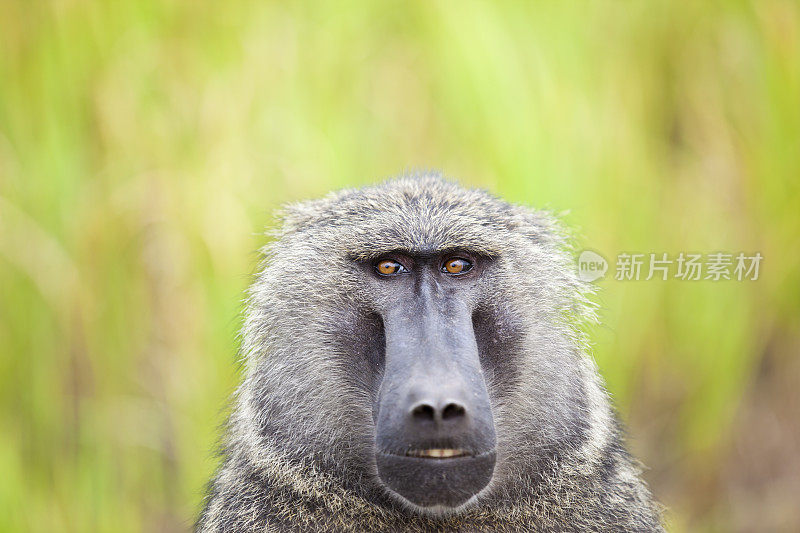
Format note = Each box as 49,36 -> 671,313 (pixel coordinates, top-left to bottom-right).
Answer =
577,250 -> 608,282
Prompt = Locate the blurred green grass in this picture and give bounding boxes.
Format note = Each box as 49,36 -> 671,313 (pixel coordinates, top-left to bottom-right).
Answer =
1,1 -> 798,531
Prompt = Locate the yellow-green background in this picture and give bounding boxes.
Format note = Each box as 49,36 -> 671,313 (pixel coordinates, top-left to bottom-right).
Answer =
1,2 -> 798,531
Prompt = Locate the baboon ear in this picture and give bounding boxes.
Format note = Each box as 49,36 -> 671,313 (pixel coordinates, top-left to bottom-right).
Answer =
275,199 -> 329,235
508,206 -> 568,247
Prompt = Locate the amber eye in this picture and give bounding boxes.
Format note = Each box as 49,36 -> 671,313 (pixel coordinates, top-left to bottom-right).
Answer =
376,259 -> 407,276
442,257 -> 473,275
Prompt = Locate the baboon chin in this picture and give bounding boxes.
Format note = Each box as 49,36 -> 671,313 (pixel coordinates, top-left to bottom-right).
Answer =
198,174 -> 664,532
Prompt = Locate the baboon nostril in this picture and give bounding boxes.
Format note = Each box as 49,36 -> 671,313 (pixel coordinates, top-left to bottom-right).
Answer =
442,402 -> 466,420
411,403 -> 436,421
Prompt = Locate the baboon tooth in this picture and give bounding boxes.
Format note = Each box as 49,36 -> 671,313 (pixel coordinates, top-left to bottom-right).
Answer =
407,448 -> 466,458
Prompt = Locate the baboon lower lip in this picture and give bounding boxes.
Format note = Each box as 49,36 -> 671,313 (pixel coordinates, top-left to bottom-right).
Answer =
376,449 -> 496,508
405,448 -> 469,459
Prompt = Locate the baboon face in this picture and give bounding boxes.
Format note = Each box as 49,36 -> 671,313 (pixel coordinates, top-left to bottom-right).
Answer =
365,251 -> 497,509
248,178 -> 588,515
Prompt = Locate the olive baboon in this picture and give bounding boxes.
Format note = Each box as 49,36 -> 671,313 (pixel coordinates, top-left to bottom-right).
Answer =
198,175 -> 663,532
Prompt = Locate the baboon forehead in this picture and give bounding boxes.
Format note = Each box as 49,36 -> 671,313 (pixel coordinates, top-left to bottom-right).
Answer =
280,176 -> 553,259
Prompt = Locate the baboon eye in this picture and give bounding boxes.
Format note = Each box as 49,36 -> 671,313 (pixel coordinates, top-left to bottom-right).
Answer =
376,259 -> 407,276
442,257 -> 473,275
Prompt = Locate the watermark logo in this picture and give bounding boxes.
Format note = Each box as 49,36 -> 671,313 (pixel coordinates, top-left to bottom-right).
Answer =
576,250 -> 762,282
577,250 -> 609,282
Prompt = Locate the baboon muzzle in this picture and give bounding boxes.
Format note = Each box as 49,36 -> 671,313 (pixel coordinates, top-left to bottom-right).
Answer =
374,288 -> 496,509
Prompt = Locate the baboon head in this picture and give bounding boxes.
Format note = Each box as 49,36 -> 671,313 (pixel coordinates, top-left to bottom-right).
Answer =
237,175 -> 598,515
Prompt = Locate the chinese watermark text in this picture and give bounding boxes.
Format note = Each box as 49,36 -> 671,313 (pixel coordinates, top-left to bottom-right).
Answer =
577,251 -> 762,282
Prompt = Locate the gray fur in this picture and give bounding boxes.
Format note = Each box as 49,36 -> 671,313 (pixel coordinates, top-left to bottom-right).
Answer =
198,175 -> 663,532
